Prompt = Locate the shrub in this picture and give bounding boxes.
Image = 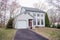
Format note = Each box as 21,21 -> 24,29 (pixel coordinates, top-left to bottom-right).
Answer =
57,24 -> 60,29
45,13 -> 50,27
6,18 -> 14,29
52,24 -> 56,28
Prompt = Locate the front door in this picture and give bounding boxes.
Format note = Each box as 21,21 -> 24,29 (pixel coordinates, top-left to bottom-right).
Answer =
29,19 -> 32,29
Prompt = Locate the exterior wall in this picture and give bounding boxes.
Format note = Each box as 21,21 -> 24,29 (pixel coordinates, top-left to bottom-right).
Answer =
16,14 -> 33,20
14,13 -> 33,28
14,7 -> 45,29
29,12 -> 45,27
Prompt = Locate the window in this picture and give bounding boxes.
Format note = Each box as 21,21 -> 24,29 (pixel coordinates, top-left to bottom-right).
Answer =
41,14 -> 43,17
41,19 -> 43,25
37,19 -> 40,25
33,19 -> 36,25
37,14 -> 39,17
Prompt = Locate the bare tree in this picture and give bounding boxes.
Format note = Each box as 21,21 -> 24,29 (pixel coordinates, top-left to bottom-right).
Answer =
0,13 -> 2,27
10,1 -> 20,18
33,0 -> 60,25
0,0 -> 9,27
47,0 -> 60,8
33,0 -> 49,12
47,0 -> 60,24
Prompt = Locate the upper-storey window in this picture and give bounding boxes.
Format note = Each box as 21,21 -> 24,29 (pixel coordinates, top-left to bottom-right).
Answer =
37,14 -> 40,17
41,14 -> 43,17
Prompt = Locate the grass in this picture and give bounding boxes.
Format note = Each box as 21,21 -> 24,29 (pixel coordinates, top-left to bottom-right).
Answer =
0,28 -> 16,40
32,27 -> 60,40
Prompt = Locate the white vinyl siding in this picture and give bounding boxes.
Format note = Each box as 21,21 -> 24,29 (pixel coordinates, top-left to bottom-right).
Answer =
33,13 -> 36,16
33,19 -> 36,25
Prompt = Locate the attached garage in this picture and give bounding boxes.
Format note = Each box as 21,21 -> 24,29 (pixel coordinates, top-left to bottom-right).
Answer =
14,13 -> 33,29
15,20 -> 28,29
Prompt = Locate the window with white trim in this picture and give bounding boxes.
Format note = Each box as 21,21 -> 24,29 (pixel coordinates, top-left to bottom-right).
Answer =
37,14 -> 40,17
41,19 -> 43,25
37,19 -> 40,25
41,14 -> 43,17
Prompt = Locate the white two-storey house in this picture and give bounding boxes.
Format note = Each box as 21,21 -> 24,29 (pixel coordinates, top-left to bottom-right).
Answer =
13,7 -> 45,29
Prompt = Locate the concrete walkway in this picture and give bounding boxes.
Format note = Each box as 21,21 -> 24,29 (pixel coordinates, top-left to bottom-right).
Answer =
14,29 -> 48,40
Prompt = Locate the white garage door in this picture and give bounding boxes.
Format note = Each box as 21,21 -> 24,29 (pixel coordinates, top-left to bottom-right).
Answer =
15,20 -> 27,29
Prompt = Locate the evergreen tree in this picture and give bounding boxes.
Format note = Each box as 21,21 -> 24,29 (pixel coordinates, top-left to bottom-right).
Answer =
6,18 -> 14,29
45,13 -> 50,27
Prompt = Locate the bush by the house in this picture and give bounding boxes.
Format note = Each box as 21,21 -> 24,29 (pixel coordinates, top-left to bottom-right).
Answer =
6,18 -> 14,29
52,24 -> 56,28
57,24 -> 60,29
45,13 -> 50,27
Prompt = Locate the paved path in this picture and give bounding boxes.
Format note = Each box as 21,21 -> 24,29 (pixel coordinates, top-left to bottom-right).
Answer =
14,29 -> 48,40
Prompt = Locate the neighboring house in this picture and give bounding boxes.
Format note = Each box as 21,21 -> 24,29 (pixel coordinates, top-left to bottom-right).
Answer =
13,7 -> 46,29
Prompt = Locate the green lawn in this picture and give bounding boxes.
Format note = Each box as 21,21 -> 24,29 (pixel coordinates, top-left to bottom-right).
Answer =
33,27 -> 60,40
0,28 -> 16,40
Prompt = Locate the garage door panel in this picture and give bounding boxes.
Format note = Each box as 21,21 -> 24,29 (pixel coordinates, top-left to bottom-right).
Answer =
15,20 -> 27,29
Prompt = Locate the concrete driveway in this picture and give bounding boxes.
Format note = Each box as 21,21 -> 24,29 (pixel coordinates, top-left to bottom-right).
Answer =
14,29 -> 48,40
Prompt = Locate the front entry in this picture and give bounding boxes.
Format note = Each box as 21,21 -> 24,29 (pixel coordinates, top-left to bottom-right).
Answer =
29,19 -> 32,29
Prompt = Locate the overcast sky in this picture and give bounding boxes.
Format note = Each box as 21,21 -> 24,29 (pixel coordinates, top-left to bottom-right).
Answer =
17,0 -> 39,7
9,0 -> 47,7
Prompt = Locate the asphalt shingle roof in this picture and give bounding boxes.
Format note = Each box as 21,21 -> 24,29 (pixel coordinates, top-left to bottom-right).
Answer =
14,7 -> 46,19
22,7 -> 46,13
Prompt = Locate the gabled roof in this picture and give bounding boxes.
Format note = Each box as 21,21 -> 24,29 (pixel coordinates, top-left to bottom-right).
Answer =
22,7 -> 46,13
14,7 -> 46,19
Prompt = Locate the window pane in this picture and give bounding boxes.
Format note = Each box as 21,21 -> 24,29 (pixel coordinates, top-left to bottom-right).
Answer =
41,19 -> 43,25
41,14 -> 43,17
37,14 -> 39,17
37,19 -> 40,25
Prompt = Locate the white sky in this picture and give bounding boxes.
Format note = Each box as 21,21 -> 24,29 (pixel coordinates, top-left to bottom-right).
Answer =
16,0 -> 40,7
12,0 -> 47,7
